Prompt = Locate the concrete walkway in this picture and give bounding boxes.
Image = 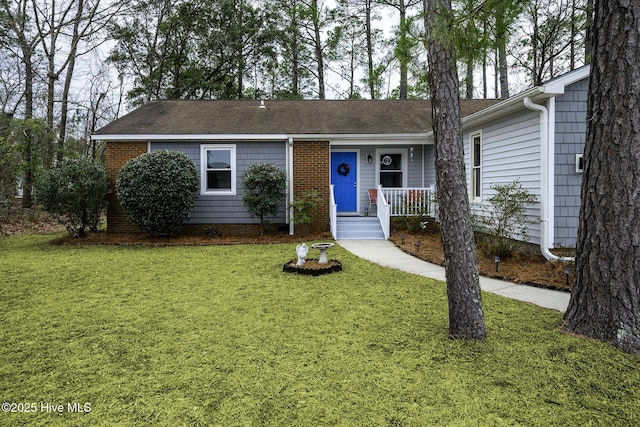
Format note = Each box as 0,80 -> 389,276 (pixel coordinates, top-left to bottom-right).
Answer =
337,239 -> 571,313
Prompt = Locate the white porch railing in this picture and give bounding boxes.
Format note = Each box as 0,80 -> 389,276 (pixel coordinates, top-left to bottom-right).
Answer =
377,186 -> 391,239
330,185 -> 338,239
382,186 -> 436,217
377,185 -> 436,239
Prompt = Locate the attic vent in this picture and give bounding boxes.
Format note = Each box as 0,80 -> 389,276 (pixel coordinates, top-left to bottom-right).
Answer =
259,100 -> 266,109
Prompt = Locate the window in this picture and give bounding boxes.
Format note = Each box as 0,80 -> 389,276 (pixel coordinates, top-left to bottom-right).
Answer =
201,145 -> 236,195
470,133 -> 482,201
379,153 -> 403,187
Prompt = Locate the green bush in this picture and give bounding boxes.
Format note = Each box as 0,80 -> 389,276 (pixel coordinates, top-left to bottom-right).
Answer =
34,158 -> 108,237
474,180 -> 538,258
241,162 -> 286,235
0,137 -> 20,203
289,190 -> 320,235
116,150 -> 198,236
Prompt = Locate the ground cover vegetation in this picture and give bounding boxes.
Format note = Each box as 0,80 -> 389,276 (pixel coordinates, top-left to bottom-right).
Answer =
1,233 -> 639,426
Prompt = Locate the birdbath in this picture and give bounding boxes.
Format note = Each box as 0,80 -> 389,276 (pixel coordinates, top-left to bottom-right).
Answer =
311,242 -> 334,264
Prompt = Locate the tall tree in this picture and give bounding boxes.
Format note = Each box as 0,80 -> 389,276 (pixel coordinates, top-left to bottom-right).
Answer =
347,0 -> 384,99
264,0 -> 308,98
379,0 -> 421,99
109,0 -> 175,105
516,0 -> 586,86
362,0 -> 379,98
489,0 -> 523,98
32,0 -> 124,161
1,0 -> 43,207
424,0 -> 486,340
297,0 -> 342,99
332,13 -> 366,98
562,0 -> 640,355
453,0 -> 487,99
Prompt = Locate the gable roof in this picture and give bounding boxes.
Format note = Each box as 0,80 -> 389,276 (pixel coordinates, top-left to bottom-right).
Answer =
93,99 -> 501,140
460,65 -> 590,129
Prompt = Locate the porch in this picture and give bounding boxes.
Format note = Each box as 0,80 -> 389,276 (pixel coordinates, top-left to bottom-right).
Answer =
331,186 -> 436,240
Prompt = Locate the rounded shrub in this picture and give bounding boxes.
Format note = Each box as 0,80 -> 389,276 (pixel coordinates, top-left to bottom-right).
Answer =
242,162 -> 287,235
116,150 -> 198,236
34,158 -> 109,237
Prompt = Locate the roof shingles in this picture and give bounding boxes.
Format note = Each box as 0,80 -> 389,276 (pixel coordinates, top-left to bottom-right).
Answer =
94,99 -> 501,136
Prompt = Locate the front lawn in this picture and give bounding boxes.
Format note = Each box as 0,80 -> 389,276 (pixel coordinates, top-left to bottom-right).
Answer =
1,235 -> 638,426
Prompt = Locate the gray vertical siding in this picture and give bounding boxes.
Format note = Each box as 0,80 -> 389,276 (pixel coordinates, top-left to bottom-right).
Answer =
554,78 -> 587,247
150,141 -> 288,224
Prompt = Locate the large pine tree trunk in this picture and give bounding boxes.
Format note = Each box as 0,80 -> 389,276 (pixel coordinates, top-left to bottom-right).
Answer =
424,0 -> 485,340
562,0 -> 640,354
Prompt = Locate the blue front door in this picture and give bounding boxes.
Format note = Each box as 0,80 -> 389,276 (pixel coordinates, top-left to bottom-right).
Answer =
331,152 -> 357,213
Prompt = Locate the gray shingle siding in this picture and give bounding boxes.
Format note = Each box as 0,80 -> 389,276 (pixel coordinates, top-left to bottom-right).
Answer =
554,78 -> 588,247
150,141 -> 288,224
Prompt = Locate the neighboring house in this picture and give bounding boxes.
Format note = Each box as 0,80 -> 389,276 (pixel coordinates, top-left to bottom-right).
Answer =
92,66 -> 589,258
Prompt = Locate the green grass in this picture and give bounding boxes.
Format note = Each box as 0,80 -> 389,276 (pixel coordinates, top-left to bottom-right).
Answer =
1,234 -> 639,426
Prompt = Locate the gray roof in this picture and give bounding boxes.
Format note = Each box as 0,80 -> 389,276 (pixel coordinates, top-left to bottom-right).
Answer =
94,99 -> 502,137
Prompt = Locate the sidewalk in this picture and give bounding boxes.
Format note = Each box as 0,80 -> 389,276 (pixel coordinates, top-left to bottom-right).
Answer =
337,240 -> 570,313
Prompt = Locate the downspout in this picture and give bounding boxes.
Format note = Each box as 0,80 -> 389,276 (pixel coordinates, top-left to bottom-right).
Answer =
421,144 -> 425,187
524,97 -> 574,262
288,137 -> 295,235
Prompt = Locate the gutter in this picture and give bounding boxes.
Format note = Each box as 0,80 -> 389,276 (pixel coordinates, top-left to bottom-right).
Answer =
523,97 -> 574,262
91,132 -> 431,143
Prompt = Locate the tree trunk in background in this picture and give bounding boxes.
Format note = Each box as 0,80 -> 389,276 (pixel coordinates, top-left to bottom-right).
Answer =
584,0 -> 593,62
365,0 -> 376,99
495,5 -> 510,98
398,0 -> 408,99
424,0 -> 486,340
311,0 -> 326,99
562,0 -> 640,355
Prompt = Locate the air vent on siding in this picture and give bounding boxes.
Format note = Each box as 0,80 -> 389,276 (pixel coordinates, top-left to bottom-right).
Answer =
576,154 -> 584,173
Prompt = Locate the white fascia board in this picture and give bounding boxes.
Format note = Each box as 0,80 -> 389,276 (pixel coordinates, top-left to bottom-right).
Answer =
93,133 -> 433,144
91,134 -> 289,141
542,65 -> 590,94
458,66 -> 591,132
320,134 -> 433,145
459,87 -> 547,130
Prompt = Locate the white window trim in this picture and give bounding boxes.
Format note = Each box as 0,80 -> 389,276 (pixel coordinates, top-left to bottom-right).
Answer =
375,148 -> 408,188
200,144 -> 237,195
470,132 -> 482,202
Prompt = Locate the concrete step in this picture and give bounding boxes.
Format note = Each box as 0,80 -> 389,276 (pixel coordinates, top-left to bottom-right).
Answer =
336,217 -> 385,240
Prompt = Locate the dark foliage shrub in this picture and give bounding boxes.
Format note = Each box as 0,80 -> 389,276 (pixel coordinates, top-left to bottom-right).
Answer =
241,162 -> 286,234
116,150 -> 198,236
34,158 -> 108,237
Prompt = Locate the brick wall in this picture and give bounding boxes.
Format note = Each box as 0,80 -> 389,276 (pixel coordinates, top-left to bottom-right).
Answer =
293,141 -> 331,233
105,141 -> 148,232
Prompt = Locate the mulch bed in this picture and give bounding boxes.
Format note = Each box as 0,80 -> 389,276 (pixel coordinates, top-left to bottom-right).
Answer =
50,231 -> 333,246
389,232 -> 574,291
283,259 -> 343,276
